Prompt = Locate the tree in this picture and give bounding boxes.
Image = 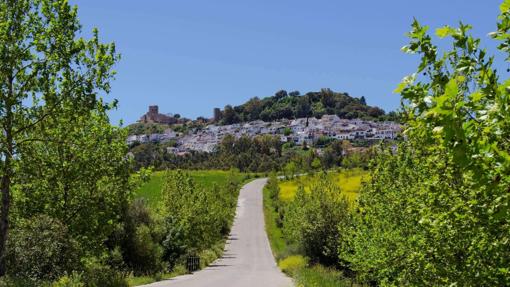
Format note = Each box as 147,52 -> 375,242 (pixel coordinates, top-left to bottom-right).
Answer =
243,97 -> 263,121
359,96 -> 366,105
346,6 -> 510,285
283,176 -> 351,266
0,0 -> 119,275
274,90 -> 288,100
222,105 -> 239,125
289,90 -> 300,97
16,108 -> 131,253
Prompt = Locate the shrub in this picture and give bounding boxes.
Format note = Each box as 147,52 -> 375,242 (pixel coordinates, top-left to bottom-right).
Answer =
283,175 -> 352,266
129,225 -> 164,274
52,273 -> 85,287
0,276 -> 43,287
6,214 -> 80,282
294,265 -> 351,287
278,255 -> 307,275
161,216 -> 187,269
82,259 -> 128,287
114,199 -> 164,275
161,170 -> 239,254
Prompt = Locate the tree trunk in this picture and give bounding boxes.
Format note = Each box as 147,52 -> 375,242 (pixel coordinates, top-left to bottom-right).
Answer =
0,151 -> 11,276
0,76 -> 14,276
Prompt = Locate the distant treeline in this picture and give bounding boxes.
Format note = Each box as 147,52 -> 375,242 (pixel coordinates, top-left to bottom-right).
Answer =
213,88 -> 398,124
129,134 -> 376,172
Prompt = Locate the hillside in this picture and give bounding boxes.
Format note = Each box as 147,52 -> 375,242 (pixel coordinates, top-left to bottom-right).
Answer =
213,88 -> 397,124
127,88 -> 397,136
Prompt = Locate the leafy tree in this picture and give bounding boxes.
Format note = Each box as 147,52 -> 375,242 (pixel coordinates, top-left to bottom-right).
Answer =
221,105 -> 239,125
346,5 -> 510,285
0,0 -> 118,274
283,175 -> 351,266
274,90 -> 288,100
113,199 -> 164,275
289,90 -> 300,97
160,170 -> 240,257
215,89 -> 389,124
15,108 -> 131,254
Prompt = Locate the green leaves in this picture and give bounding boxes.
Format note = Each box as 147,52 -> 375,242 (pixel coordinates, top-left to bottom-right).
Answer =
350,3 -> 510,285
501,0 -> 510,13
435,26 -> 455,38
161,170 -> 241,254
394,73 -> 416,93
1,0 -> 123,268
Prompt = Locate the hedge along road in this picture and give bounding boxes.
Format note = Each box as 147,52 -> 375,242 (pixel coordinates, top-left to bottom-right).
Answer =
142,178 -> 293,287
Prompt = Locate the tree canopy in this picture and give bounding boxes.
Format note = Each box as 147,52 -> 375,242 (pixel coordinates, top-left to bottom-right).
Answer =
214,88 -> 393,124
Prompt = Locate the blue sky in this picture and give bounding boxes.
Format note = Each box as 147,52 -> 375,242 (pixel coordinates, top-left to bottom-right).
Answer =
69,1 -> 503,125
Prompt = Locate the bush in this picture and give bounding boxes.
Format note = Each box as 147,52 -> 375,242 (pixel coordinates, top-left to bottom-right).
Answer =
278,255 -> 307,275
0,276 -> 43,287
6,214 -> 80,282
82,259 -> 128,287
113,199 -> 164,275
161,170 -> 239,254
52,273 -> 85,287
294,265 -> 352,287
283,175 -> 352,266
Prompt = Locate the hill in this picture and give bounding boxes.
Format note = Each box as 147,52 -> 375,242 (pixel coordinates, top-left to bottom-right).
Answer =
213,88 -> 396,124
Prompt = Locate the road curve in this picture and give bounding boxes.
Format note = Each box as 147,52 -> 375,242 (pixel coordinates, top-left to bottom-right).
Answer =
142,178 -> 293,287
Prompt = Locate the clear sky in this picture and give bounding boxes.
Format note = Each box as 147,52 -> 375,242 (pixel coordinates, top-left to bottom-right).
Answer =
68,0 -> 503,125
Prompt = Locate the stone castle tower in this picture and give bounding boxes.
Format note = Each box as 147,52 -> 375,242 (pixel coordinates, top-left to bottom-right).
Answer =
139,105 -> 176,124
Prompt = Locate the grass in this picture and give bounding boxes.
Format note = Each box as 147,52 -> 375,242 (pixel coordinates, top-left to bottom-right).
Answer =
278,168 -> 369,203
263,185 -> 289,260
127,265 -> 187,286
136,170 -> 248,208
294,265 -> 354,287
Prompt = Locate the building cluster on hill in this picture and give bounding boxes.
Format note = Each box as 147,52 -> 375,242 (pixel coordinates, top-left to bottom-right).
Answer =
127,113 -> 401,155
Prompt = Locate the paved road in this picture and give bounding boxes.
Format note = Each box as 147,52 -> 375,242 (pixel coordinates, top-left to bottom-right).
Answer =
143,178 -> 293,287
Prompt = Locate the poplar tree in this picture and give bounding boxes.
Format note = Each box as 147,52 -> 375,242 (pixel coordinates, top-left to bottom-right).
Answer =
0,0 -> 118,274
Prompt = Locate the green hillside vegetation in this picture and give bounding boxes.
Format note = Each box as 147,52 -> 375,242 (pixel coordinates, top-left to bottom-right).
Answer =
127,89 -> 398,135
214,88 -> 398,124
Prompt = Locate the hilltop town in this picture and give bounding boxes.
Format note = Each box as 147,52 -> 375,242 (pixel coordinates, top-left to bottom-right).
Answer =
128,105 -> 401,155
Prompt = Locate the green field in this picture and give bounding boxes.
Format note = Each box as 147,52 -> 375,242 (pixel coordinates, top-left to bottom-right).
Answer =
136,170 -> 248,207
278,168 -> 369,203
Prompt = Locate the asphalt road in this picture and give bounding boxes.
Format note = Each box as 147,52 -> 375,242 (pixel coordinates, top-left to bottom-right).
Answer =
142,178 -> 293,287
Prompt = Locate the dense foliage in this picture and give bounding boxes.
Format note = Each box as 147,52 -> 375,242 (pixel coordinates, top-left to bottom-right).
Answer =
214,88 -> 397,124
129,134 -> 374,172
263,172 -> 360,286
342,5 -> 510,286
112,170 -> 242,276
283,177 -> 351,266
160,170 -> 240,257
0,0 -> 138,285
